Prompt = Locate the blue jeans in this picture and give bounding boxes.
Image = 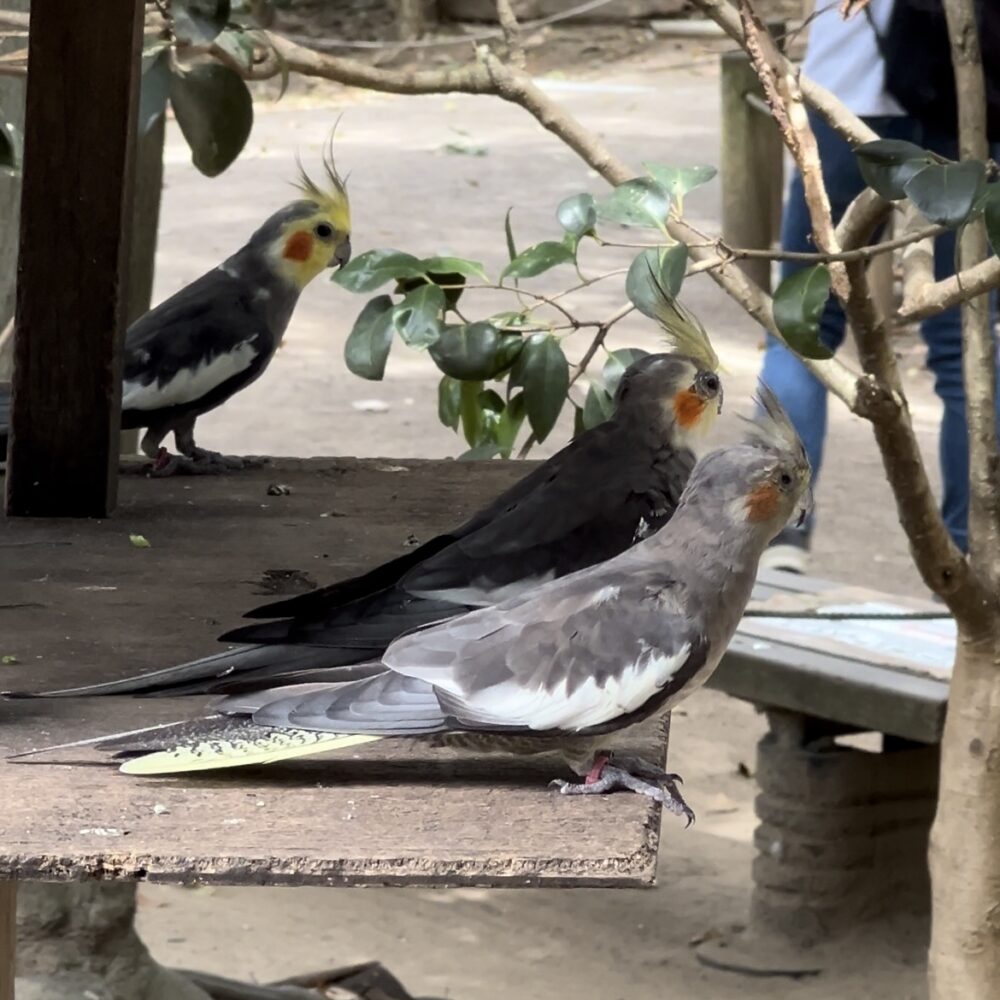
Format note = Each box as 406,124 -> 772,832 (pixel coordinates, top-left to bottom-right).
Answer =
760,113 -> 998,552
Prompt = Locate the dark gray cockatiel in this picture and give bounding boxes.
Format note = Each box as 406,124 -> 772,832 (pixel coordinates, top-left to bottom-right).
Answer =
25,289 -> 723,701
0,147 -> 351,475
15,388 -> 812,825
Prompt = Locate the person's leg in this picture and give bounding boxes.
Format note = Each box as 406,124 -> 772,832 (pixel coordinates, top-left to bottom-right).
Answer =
918,135 -> 1000,553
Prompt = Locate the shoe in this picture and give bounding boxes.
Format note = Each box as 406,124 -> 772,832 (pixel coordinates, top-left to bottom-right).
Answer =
759,526 -> 811,574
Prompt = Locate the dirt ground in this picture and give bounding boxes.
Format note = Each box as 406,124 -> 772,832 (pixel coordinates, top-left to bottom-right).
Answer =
132,25 -> 934,1000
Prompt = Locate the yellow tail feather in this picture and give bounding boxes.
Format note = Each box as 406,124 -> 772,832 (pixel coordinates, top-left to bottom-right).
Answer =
119,730 -> 382,776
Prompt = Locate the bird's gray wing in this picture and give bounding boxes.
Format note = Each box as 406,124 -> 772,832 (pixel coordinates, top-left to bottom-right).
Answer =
244,567 -> 708,737
121,269 -> 268,414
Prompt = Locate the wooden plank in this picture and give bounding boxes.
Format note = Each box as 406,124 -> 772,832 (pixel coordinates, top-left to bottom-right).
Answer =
6,0 -> 142,517
0,459 -> 666,889
0,880 -> 13,1000
705,571 -> 951,743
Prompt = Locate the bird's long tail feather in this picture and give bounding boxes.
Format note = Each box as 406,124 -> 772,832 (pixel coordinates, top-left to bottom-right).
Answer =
1,645 -> 382,700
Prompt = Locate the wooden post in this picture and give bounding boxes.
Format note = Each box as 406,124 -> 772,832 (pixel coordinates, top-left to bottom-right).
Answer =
0,880 -> 14,1000
720,50 -> 784,293
5,0 -> 142,517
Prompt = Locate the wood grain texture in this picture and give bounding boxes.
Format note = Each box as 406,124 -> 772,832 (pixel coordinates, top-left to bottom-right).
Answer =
6,0 -> 142,517
0,458 -> 667,888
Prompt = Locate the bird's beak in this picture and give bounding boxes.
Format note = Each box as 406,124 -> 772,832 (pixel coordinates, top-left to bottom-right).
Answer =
331,237 -> 352,269
716,383 -> 724,415
794,486 -> 814,528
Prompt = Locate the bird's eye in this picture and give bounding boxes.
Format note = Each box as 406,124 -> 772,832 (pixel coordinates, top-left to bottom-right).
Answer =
314,222 -> 334,240
779,472 -> 793,487
702,373 -> 719,393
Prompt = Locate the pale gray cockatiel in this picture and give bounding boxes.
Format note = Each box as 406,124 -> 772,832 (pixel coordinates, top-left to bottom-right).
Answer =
27,387 -> 811,824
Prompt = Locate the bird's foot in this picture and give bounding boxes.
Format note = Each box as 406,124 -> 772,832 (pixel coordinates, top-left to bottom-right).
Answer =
550,752 -> 695,826
186,447 -> 257,472
144,448 -> 261,476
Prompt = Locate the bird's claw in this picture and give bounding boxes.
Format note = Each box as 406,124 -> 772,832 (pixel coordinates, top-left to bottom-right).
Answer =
142,448 -> 262,477
550,754 -> 695,826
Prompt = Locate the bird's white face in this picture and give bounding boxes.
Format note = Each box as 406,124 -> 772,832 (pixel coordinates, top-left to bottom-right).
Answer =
668,364 -> 723,444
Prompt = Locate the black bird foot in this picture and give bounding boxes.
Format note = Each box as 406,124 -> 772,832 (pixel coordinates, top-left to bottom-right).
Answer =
550,752 -> 695,826
144,448 -> 261,477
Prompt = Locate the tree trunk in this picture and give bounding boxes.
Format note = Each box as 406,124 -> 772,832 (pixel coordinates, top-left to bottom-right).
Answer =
928,631 -> 1000,998
16,882 -> 210,1000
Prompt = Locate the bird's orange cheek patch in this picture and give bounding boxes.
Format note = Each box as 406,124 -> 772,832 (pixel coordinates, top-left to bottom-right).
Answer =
673,389 -> 707,429
283,231 -> 314,262
745,483 -> 781,522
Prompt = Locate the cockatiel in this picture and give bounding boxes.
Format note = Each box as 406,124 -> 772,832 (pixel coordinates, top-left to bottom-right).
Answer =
20,387 -> 811,825
0,144 -> 352,475
25,289 -> 723,700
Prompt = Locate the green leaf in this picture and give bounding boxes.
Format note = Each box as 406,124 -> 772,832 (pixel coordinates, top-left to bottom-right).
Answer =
510,334 -> 569,443
344,295 -> 395,380
903,160 -> 988,228
642,163 -> 717,198
582,382 -> 615,430
459,379 -> 485,446
501,241 -> 575,280
495,393 -> 525,456
392,284 -> 444,348
138,48 -> 171,136
167,63 -> 253,177
772,266 -> 834,360
556,193 -> 598,237
598,177 -> 671,229
602,348 -> 649,397
429,323 -> 523,380
504,207 -> 518,263
438,376 -> 462,430
459,444 -> 502,461
0,120 -> 21,173
854,139 -> 934,200
129,534 -> 151,549
213,27 -> 256,71
419,256 -> 489,282
333,249 -> 425,292
172,0 -> 231,45
984,185 -> 1000,257
625,245 -> 688,317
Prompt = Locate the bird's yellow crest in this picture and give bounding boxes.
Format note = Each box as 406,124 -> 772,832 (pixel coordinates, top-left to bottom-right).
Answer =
271,132 -> 353,288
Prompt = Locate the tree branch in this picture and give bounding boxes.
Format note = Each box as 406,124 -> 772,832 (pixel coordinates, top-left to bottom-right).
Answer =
900,204 -> 935,319
898,256 -> 1000,323
943,0 -> 1000,594
495,0 -> 526,69
259,33 -> 863,408
689,0 -> 879,147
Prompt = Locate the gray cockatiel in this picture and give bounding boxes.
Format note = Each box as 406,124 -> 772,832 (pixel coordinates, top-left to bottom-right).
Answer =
0,147 -> 351,475
23,291 -> 723,700
28,387 -> 811,825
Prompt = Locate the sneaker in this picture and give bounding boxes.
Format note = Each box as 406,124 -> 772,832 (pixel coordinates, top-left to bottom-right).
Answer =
760,526 -> 811,574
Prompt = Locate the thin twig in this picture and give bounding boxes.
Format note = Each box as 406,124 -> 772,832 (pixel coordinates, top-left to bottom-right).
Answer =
495,0 -> 526,69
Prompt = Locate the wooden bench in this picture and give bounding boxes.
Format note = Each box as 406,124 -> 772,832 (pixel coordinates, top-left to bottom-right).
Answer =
0,458 -> 668,997
698,571 -> 947,973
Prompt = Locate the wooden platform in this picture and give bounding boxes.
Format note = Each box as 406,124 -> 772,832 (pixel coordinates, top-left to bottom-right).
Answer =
0,459 -> 666,889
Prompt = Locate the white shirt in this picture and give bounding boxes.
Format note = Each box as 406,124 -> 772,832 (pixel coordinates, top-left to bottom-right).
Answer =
802,0 -> 905,117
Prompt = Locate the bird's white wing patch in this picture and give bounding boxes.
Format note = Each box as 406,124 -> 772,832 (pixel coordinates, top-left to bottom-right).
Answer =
122,341 -> 259,411
446,641 -> 692,732
409,571 -> 556,608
